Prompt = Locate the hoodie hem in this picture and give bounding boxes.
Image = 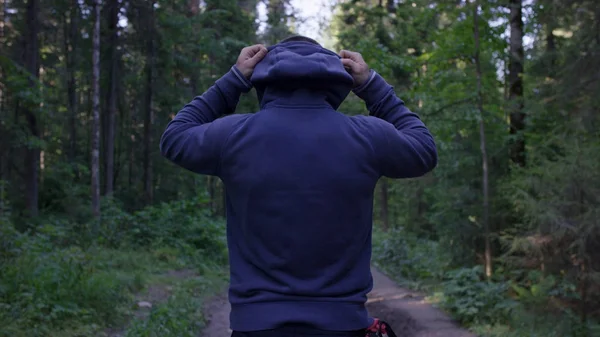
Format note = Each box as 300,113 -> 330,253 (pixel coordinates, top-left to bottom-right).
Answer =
230,301 -> 371,331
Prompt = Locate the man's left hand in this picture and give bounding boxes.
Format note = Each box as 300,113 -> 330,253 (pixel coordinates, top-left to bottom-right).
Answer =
236,44 -> 268,79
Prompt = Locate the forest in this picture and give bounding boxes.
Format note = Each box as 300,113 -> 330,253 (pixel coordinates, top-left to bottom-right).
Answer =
0,0 -> 599,336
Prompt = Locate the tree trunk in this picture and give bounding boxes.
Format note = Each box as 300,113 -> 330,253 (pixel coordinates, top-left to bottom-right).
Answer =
188,0 -> 200,15
386,0 -> 396,13
473,0 -> 492,278
222,183 -> 227,218
66,0 -> 79,162
545,21 -> 556,78
23,0 -> 40,217
208,176 -> 215,215
104,0 -> 119,195
239,0 -> 258,17
142,0 -> 155,205
91,0 -> 101,217
379,179 -> 389,232
509,0 -> 525,166
0,0 -> 7,47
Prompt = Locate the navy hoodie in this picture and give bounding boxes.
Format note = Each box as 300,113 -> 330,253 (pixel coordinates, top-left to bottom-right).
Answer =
160,41 -> 437,331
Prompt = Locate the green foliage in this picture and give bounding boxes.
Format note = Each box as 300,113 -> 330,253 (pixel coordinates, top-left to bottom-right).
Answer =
471,307 -> 600,337
0,199 -> 227,336
372,228 -> 451,287
124,274 -> 225,337
0,245 -> 129,336
437,266 -> 517,326
128,198 -> 227,263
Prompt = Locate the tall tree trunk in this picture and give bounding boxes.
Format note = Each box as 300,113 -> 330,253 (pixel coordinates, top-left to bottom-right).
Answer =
188,0 -> 200,15
239,0 -> 258,17
473,0 -> 492,278
208,176 -> 215,215
142,0 -> 155,205
91,0 -> 101,217
23,0 -> 40,217
379,179 -> 389,232
386,0 -> 396,13
222,183 -> 227,218
104,0 -> 119,195
509,0 -> 525,166
545,17 -> 556,78
0,0 -> 6,43
66,0 -> 79,162
0,0 -> 5,212
265,0 -> 290,43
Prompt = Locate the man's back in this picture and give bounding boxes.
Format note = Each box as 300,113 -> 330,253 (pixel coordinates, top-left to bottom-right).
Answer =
160,39 -> 437,333
221,107 -> 380,330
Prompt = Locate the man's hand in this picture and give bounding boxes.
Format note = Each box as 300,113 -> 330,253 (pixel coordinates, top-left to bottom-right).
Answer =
236,44 -> 268,79
340,50 -> 371,87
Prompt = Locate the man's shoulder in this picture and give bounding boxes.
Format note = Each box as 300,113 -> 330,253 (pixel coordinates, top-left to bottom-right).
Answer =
215,112 -> 253,126
207,113 -> 254,140
347,114 -> 388,130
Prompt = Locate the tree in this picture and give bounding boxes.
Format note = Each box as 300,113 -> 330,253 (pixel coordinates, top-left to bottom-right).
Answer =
91,0 -> 101,217
104,0 -> 120,195
142,0 -> 155,205
263,0 -> 292,44
21,0 -> 41,217
65,0 -> 79,163
508,0 -> 524,166
472,0 -> 491,278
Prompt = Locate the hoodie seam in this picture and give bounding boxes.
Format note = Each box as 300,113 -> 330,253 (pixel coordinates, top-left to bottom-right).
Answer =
267,104 -> 333,110
217,114 -> 253,175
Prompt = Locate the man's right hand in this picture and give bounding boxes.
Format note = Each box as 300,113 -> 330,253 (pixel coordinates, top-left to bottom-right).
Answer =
339,50 -> 371,87
235,44 -> 268,79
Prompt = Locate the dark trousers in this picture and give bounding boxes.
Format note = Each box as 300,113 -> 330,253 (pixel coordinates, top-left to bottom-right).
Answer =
231,325 -> 365,337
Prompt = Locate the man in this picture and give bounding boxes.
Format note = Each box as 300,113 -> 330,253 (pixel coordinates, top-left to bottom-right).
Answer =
160,36 -> 437,337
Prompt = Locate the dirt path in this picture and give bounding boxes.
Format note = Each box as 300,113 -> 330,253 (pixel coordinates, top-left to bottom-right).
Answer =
202,294 -> 231,337
367,267 -> 477,337
201,267 -> 477,337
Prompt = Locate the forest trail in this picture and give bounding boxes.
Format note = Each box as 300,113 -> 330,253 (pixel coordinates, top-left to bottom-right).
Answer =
201,267 -> 476,337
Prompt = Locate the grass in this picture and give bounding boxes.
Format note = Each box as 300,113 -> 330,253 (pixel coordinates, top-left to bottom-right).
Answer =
0,197 -> 229,337
0,245 -> 227,337
123,269 -> 227,337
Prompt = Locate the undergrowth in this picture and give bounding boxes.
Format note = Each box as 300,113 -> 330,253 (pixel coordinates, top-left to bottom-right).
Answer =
124,270 -> 227,337
0,197 -> 227,337
372,227 -> 600,337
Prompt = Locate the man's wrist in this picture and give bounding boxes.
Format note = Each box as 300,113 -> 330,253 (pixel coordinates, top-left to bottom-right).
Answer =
352,71 -> 390,107
352,70 -> 376,95
231,65 -> 253,90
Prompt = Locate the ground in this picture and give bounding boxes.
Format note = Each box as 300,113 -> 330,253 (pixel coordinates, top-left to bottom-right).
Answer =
200,267 -> 476,337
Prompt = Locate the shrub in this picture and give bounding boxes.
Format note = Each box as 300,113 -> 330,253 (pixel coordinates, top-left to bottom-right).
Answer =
0,246 -> 129,336
127,198 -> 227,263
372,227 -> 451,285
438,266 -> 518,326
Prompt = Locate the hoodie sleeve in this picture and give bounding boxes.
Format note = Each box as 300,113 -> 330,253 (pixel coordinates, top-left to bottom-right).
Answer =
353,71 -> 438,179
159,66 -> 253,176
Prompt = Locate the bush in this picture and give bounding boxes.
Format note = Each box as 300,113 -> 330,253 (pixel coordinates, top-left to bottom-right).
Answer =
0,198 -> 228,336
0,246 -> 129,336
437,266 -> 517,326
127,198 -> 227,263
372,227 -> 451,286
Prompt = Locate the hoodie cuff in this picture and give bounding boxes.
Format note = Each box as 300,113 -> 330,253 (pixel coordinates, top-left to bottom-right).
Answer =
352,70 -> 390,106
230,66 -> 253,91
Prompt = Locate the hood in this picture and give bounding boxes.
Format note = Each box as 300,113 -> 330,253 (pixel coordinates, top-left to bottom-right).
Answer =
250,41 -> 354,110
